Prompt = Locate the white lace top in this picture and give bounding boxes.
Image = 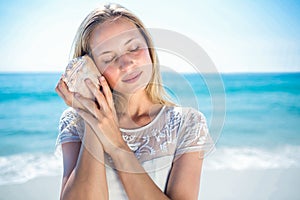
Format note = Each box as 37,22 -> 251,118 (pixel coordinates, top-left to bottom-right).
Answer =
55,105 -> 215,199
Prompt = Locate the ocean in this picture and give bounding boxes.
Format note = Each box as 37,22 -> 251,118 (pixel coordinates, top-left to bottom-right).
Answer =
0,72 -> 299,185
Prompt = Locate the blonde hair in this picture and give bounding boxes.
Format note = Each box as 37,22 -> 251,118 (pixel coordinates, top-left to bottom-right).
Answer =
71,3 -> 174,109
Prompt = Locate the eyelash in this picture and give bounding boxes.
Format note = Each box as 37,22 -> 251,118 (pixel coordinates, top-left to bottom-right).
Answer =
102,45 -> 141,64
129,45 -> 140,52
103,57 -> 115,64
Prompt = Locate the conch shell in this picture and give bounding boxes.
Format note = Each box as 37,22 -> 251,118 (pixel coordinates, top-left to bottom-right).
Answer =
62,55 -> 101,108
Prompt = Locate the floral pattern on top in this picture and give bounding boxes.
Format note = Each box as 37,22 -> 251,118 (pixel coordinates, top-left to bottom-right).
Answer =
55,106 -> 215,163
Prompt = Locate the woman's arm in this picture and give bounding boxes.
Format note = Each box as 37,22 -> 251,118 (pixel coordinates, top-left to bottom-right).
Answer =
110,144 -> 171,200
60,142 -> 81,199
165,152 -> 204,200
100,143 -> 203,200
56,79 -> 109,200
61,124 -> 108,200
75,77 -> 203,200
77,109 -> 170,200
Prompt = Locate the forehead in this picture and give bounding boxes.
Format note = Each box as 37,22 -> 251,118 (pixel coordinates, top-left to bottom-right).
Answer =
89,18 -> 143,52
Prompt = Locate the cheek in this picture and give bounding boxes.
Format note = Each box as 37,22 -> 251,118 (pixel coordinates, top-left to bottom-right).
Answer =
102,67 -> 120,89
93,59 -> 105,74
93,58 -> 118,89
138,49 -> 152,64
141,49 -> 153,76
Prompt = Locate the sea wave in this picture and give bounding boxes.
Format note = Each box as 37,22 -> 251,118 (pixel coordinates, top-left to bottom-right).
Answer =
1,145 -> 300,185
0,153 -> 62,185
204,145 -> 300,170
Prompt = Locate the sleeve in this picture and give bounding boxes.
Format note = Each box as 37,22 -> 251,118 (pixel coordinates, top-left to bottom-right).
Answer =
174,108 -> 215,158
54,107 -> 85,157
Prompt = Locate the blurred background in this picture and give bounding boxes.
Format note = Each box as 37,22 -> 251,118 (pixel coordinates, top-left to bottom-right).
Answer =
0,1 -> 299,199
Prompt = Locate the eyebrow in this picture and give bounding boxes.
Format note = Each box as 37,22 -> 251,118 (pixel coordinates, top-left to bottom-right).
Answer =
98,37 -> 137,56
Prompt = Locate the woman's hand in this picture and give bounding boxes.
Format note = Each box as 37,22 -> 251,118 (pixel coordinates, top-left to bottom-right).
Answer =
74,76 -> 127,156
55,76 -> 83,109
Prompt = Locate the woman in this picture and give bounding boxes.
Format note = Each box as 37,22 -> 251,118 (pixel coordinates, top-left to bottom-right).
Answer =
55,3 -> 214,200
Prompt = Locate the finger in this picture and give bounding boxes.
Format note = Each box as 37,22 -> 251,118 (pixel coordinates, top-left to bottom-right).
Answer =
99,76 -> 114,111
59,80 -> 72,99
59,80 -> 83,108
76,109 -> 111,149
55,77 -> 64,96
55,86 -> 66,102
55,80 -> 73,107
59,80 -> 72,96
75,108 -> 99,129
75,93 -> 104,119
55,77 -> 87,109
85,78 -> 109,112
99,76 -> 119,124
55,80 -> 65,99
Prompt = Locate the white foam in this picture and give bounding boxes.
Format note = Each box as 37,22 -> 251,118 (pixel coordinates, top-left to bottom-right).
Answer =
0,153 -> 62,185
203,145 -> 300,170
1,145 -> 300,185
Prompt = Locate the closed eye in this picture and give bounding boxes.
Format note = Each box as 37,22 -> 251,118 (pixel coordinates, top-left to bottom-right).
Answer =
128,45 -> 139,52
104,60 -> 114,64
102,55 -> 116,64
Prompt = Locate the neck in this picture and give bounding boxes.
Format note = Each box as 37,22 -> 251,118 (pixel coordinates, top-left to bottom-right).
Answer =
124,89 -> 155,116
116,89 -> 163,129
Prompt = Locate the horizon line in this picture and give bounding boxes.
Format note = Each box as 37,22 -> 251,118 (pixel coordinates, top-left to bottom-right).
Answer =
0,71 -> 299,74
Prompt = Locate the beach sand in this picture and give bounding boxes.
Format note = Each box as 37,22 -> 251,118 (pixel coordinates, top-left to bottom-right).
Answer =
200,168 -> 300,200
0,176 -> 61,200
0,168 -> 299,200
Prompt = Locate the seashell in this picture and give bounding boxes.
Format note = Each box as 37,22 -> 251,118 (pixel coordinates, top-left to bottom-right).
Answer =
62,55 -> 101,100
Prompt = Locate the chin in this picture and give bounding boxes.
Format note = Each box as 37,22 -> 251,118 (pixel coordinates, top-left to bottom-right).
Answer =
116,83 -> 148,95
114,71 -> 152,95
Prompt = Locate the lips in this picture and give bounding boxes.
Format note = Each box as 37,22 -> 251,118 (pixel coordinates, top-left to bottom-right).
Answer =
122,71 -> 142,83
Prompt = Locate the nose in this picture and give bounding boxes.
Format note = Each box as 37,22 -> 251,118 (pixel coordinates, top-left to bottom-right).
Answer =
118,53 -> 134,71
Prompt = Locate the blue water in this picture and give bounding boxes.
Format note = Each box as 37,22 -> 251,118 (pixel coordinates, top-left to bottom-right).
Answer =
163,72 -> 300,149
0,73 -> 66,156
0,72 -> 299,184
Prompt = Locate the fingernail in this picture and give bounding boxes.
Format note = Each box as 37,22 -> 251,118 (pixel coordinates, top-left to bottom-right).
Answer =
75,108 -> 81,113
85,79 -> 91,84
100,76 -> 105,81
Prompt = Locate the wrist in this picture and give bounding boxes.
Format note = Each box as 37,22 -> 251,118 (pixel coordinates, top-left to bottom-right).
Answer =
106,138 -> 131,157
108,145 -> 145,173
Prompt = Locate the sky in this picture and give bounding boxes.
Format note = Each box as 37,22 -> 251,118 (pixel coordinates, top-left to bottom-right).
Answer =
0,0 -> 299,73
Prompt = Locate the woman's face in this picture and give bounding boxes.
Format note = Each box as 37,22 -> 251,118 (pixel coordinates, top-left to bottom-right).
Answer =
89,18 -> 153,94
